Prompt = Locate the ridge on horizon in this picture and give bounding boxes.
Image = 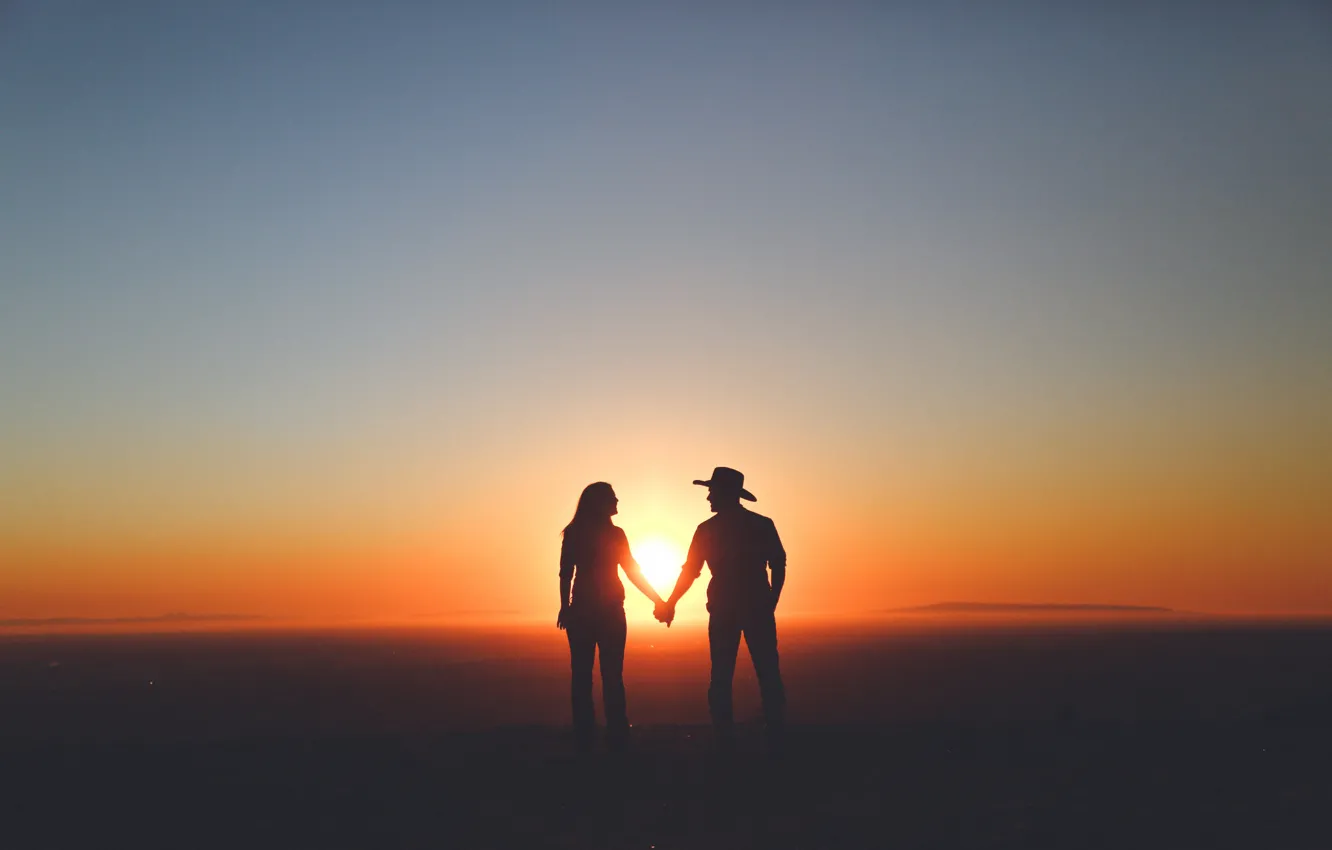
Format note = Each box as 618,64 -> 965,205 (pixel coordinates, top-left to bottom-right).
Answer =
893,602 -> 1178,614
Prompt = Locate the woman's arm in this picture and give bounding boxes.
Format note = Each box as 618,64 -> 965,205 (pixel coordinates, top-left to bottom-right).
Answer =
558,538 -> 574,629
619,530 -> 664,606
623,562 -> 664,607
557,574 -> 572,629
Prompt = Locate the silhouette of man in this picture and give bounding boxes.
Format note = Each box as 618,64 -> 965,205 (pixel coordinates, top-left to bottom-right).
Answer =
656,467 -> 787,750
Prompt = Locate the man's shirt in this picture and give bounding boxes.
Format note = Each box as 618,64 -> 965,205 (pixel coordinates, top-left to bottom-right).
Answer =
682,506 -> 786,614
560,524 -> 635,609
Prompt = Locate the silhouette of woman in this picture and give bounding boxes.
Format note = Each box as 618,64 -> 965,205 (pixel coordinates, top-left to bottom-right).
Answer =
558,482 -> 665,751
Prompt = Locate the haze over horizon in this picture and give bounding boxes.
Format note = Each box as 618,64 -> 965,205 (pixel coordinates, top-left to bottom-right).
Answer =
3,1 -> 1330,622
0,599 -> 1201,629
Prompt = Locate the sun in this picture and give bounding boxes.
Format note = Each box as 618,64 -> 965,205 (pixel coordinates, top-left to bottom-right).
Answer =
633,537 -> 684,594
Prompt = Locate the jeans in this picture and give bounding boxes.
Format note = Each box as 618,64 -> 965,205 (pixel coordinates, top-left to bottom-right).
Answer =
708,601 -> 786,739
566,604 -> 628,745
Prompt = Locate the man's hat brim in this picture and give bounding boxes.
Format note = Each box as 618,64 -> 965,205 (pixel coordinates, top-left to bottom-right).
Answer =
693,479 -> 757,501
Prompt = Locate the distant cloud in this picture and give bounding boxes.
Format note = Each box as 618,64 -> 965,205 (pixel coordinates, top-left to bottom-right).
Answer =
893,602 -> 1176,614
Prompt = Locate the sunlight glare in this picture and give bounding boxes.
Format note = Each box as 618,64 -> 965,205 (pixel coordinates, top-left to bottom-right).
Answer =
633,537 -> 684,594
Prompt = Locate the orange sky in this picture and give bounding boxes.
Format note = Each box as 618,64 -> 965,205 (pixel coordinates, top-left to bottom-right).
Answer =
4,404 -> 1330,624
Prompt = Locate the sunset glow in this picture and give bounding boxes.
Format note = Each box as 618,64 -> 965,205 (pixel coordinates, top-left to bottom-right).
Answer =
632,537 -> 685,602
2,3 -> 1329,628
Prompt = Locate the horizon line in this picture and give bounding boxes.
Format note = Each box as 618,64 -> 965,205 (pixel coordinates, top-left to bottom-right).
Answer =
7,604 -> 1332,633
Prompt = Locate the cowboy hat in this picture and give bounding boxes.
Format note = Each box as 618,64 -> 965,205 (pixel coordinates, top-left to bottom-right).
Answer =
693,466 -> 756,501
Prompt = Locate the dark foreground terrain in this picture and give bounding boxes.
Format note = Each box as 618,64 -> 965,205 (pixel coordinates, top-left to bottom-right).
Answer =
2,620 -> 1330,849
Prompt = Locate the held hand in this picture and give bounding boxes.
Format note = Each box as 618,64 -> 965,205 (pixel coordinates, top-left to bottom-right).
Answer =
653,600 -> 675,627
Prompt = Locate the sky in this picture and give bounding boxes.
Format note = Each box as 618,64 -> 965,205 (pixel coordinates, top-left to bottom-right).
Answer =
2,0 -> 1330,624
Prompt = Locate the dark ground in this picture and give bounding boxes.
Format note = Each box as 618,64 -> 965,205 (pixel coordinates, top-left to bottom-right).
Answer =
2,620 -> 1330,849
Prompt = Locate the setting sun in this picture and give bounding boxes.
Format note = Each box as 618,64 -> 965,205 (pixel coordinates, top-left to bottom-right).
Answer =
632,537 -> 684,595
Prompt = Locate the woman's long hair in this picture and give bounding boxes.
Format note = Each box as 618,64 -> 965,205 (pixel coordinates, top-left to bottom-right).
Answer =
562,482 -> 616,539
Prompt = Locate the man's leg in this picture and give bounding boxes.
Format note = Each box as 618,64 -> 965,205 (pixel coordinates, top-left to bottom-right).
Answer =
708,611 -> 743,747
598,607 -> 629,749
566,612 -> 597,750
743,606 -> 786,748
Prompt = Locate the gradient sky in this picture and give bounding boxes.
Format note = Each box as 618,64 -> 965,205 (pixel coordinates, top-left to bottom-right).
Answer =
3,1 -> 1330,623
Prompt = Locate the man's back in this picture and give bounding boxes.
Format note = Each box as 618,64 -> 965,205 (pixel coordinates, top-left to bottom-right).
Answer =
687,507 -> 786,612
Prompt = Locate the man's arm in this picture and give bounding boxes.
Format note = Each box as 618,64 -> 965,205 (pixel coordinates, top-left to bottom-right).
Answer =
664,529 -> 706,615
665,568 -> 699,608
768,519 -> 787,608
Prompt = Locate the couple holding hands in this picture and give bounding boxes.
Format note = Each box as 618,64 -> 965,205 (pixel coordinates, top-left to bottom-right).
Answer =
558,467 -> 787,752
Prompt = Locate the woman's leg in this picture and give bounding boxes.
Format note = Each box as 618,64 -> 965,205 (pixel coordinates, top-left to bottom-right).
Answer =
567,612 -> 597,749
598,607 -> 629,747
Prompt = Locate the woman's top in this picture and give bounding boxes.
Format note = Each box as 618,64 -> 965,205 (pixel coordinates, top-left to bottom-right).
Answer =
560,523 -> 636,609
